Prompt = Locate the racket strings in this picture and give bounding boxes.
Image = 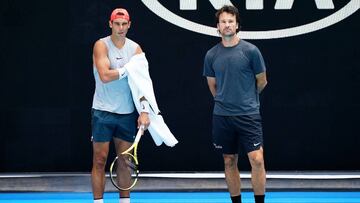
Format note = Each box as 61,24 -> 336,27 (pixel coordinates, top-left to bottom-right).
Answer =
110,128 -> 143,191
110,153 -> 139,191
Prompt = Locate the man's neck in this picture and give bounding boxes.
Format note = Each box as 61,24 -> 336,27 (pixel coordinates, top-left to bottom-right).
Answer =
222,35 -> 240,47
111,35 -> 126,49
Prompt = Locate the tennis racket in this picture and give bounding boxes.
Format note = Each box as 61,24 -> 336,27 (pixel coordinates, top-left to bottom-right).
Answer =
110,125 -> 144,191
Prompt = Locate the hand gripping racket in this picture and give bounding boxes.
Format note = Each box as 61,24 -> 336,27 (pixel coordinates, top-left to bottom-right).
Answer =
110,125 -> 144,190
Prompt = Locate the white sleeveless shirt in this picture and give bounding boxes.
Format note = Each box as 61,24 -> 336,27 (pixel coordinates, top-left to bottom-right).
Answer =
92,36 -> 139,114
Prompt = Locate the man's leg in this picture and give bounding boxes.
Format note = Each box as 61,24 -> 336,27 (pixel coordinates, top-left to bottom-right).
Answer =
248,147 -> 266,202
223,154 -> 241,203
91,142 -> 110,200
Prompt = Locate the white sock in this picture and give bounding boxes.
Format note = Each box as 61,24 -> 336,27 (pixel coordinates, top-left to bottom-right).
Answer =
120,197 -> 130,203
94,199 -> 104,203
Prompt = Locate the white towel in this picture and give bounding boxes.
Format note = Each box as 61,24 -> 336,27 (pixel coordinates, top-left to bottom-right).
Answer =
125,53 -> 178,147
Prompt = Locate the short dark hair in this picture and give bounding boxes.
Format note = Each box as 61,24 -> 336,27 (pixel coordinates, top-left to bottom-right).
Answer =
215,5 -> 241,32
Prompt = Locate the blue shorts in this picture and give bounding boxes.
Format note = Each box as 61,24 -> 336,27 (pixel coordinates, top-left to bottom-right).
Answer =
212,114 -> 263,154
91,109 -> 137,142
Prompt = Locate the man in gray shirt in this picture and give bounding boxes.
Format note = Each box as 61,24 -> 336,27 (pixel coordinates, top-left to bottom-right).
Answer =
203,5 -> 267,203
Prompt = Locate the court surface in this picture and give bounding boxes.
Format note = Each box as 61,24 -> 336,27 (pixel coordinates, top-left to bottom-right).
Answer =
1,191 -> 360,203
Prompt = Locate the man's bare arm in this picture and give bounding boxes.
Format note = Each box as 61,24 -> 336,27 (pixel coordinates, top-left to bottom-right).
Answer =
207,77 -> 217,97
256,72 -> 267,93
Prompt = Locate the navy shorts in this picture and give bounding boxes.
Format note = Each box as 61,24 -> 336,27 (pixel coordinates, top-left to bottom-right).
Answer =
91,109 -> 137,142
212,114 -> 263,154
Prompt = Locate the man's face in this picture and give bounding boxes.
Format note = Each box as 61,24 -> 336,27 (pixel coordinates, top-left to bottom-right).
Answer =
109,18 -> 131,37
217,12 -> 238,37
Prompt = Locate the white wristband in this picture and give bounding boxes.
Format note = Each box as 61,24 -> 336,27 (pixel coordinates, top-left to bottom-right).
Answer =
140,100 -> 150,113
117,68 -> 127,80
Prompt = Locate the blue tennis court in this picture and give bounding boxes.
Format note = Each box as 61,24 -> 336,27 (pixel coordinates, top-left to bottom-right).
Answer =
1,191 -> 360,203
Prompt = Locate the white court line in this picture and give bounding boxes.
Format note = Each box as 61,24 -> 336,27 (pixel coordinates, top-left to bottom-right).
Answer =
1,172 -> 360,179
138,173 -> 360,179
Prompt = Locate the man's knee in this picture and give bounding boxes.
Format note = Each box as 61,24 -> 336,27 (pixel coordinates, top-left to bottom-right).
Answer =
248,151 -> 264,169
93,153 -> 108,170
223,154 -> 238,169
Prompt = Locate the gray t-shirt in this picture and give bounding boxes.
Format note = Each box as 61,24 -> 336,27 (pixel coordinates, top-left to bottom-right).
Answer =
203,40 -> 266,116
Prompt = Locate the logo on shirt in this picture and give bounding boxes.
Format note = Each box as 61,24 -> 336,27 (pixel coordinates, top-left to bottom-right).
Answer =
116,57 -> 123,60
141,0 -> 359,39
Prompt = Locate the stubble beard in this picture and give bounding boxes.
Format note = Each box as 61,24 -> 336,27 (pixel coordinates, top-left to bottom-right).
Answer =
222,31 -> 236,41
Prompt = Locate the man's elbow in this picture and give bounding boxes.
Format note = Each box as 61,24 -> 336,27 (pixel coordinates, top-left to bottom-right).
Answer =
257,80 -> 267,92
99,75 -> 112,83
261,80 -> 268,88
